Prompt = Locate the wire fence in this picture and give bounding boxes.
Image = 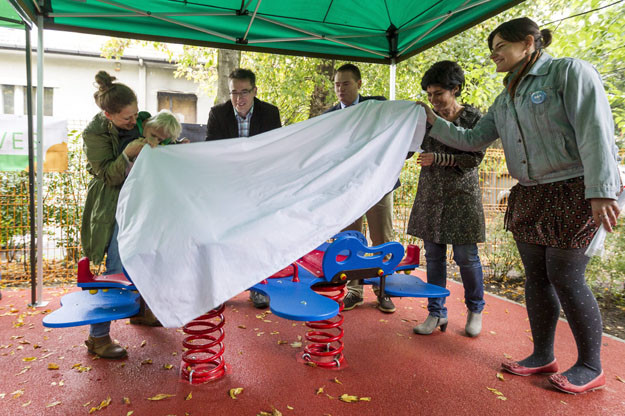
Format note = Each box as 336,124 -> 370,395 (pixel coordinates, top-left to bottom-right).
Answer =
0,125 -> 563,286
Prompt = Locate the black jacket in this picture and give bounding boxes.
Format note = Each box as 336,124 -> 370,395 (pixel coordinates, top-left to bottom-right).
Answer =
205,97 -> 281,141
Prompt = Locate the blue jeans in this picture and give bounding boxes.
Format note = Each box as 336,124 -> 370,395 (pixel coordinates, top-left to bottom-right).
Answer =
423,240 -> 485,318
90,222 -> 121,338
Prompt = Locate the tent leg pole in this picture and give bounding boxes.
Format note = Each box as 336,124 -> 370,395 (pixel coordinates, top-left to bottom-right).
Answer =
25,23 -> 38,307
389,58 -> 396,101
31,14 -> 47,307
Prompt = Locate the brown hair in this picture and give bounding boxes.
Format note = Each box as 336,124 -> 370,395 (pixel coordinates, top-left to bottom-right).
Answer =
487,17 -> 552,51
93,70 -> 137,114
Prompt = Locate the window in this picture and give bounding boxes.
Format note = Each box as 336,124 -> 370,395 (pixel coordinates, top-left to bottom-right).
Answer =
157,91 -> 197,123
1,85 -> 15,114
23,86 -> 54,116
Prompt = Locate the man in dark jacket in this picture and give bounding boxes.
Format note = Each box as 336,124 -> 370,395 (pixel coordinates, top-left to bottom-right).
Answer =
206,68 -> 281,141
205,68 -> 281,309
325,63 -> 396,314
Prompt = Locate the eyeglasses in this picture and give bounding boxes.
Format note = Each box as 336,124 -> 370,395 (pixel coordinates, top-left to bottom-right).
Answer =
229,88 -> 254,98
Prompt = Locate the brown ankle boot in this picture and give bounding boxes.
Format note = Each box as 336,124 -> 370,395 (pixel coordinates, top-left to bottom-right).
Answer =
130,298 -> 162,327
85,335 -> 127,359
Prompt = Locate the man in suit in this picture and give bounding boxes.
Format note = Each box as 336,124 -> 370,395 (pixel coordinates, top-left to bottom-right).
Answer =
206,68 -> 281,141
325,63 -> 396,314
206,68 -> 281,309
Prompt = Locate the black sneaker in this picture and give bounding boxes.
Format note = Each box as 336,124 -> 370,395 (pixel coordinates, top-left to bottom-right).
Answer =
377,295 -> 396,313
342,292 -> 364,311
249,290 -> 269,309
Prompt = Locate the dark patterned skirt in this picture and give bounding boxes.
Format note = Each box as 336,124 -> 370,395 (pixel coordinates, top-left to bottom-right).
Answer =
504,177 -> 598,249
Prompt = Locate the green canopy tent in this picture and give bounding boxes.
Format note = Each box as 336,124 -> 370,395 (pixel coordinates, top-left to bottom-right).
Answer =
2,0 -> 525,305
13,0 -> 524,64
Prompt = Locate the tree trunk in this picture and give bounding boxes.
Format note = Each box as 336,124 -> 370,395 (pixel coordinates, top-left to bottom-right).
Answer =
308,59 -> 335,118
215,49 -> 242,105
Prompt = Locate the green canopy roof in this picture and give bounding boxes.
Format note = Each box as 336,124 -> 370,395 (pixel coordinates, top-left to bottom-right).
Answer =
1,0 -> 25,28
11,0 -> 524,64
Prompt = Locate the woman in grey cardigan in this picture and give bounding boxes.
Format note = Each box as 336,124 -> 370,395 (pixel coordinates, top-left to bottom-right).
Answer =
408,60 -> 485,338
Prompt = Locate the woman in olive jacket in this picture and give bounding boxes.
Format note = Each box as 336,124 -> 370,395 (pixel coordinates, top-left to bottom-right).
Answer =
81,70 -> 150,359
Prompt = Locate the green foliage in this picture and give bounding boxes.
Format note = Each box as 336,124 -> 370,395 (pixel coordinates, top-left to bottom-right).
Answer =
481,213 -> 523,283
44,129 -> 89,263
587,224 -> 625,306
0,170 -> 30,263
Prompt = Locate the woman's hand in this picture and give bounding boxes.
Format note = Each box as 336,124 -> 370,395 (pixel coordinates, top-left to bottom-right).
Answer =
123,139 -> 147,161
416,101 -> 437,125
590,198 -> 620,232
417,153 -> 434,166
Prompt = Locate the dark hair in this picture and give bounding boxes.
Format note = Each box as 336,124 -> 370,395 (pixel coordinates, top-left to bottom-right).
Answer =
93,70 -> 137,114
229,68 -> 256,87
420,60 -> 465,97
336,63 -> 361,81
487,17 -> 552,51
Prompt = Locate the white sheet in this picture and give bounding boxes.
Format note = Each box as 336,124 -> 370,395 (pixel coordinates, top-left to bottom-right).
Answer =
116,100 -> 425,327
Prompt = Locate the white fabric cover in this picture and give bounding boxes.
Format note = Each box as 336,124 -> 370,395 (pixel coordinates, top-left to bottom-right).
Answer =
116,100 -> 425,327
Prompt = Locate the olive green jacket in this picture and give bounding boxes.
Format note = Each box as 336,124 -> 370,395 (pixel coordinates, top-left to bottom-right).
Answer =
80,111 -> 150,264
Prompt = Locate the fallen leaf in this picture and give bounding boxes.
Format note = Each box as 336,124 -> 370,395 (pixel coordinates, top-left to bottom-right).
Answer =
616,375 -> 625,383
229,388 -> 243,399
316,386 -> 325,395
277,340 -> 288,345
338,394 -> 359,403
306,362 -> 317,367
489,331 -> 497,335
11,389 -> 25,399
359,397 -> 371,401
16,366 -> 31,375
22,357 -> 37,362
141,359 -> 153,365
287,405 -> 294,410
147,394 -> 175,401
185,392 -> 192,400
46,401 -> 62,408
333,378 -> 342,385
123,397 -> 131,404
290,342 -> 302,348
140,340 -> 147,347
238,325 -> 247,329
48,363 -> 60,370
496,373 -> 505,381
127,412 -> 134,416
163,364 -> 174,370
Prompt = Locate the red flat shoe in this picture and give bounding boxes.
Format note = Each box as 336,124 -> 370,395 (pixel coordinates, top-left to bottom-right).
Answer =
501,359 -> 559,376
549,371 -> 605,395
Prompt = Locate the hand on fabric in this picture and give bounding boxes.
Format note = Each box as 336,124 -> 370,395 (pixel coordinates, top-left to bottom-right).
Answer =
590,198 -> 620,232
417,152 -> 434,166
123,139 -> 147,161
416,101 -> 436,124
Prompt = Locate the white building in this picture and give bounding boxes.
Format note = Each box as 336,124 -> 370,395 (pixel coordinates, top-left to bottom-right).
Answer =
0,27 -> 213,125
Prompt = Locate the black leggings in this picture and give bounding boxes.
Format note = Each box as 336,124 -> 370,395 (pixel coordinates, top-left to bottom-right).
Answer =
516,242 -> 602,385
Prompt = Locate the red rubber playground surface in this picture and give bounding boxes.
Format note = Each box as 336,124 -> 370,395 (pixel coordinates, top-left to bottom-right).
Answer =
1,270 -> 625,416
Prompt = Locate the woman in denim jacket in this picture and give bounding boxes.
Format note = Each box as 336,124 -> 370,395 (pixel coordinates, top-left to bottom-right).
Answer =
419,17 -> 620,394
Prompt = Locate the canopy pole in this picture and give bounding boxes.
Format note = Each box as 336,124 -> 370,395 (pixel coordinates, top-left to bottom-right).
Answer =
32,13 -> 47,307
389,58 -> 396,100
25,21 -> 37,307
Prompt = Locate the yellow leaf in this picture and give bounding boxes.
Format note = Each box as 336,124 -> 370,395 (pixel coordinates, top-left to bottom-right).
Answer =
185,392 -> 192,400
277,340 -> 288,345
287,405 -> 294,410
339,394 -> 359,403
140,340 -> 147,347
22,357 -> 37,362
238,325 -> 247,329
333,377 -> 342,385
22,400 -> 32,407
11,389 -> 25,399
497,396 -> 508,401
46,401 -> 62,408
486,387 -> 504,396
496,372 -> 505,381
306,362 -> 317,367
141,359 -> 153,365
616,375 -> 625,383
48,363 -> 60,370
229,388 -> 243,399
163,364 -> 174,370
257,332 -> 265,336
147,393 -> 175,401
359,397 -> 372,401
127,412 -> 134,416
123,397 -> 131,404
290,341 -> 302,348
316,386 -> 325,395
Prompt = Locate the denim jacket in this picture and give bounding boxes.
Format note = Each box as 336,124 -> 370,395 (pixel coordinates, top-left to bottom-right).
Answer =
430,52 -> 620,199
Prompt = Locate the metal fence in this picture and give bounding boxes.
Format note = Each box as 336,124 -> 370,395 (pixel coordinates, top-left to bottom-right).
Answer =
1,126 -> 515,285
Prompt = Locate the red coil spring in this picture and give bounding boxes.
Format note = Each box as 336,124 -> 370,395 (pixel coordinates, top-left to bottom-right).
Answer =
180,303 -> 227,384
302,283 -> 346,369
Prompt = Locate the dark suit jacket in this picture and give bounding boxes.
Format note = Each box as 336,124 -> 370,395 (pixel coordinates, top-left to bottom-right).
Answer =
323,95 -> 386,114
205,97 -> 281,141
324,95 -> 401,190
